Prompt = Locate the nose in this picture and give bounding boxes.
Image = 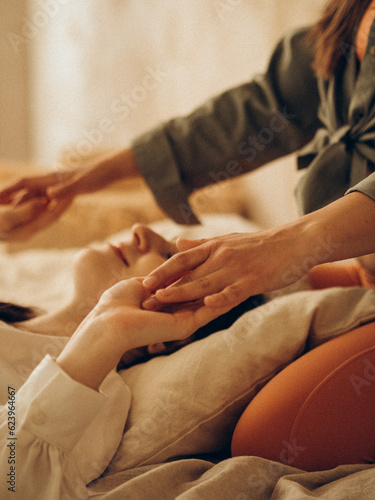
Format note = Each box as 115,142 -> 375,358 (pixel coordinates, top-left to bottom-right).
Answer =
131,223 -> 175,259
131,224 -> 157,253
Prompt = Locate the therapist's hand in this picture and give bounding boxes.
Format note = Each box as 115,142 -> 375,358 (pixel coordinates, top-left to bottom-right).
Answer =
0,169 -> 78,240
0,149 -> 139,204
142,227 -> 308,311
0,149 -> 139,240
143,192 -> 375,312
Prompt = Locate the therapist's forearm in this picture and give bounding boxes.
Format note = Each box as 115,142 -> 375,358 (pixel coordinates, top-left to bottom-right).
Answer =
143,191 -> 375,308
295,191 -> 375,265
93,147 -> 141,186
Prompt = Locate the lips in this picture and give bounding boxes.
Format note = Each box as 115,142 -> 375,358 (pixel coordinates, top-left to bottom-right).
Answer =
109,244 -> 129,266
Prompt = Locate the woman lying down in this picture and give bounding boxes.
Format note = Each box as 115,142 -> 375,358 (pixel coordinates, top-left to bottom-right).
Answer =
0,224 -> 263,499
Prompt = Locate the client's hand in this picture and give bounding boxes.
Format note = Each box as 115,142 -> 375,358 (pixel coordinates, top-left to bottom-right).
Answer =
0,168 -> 92,241
0,149 -> 138,240
57,278 -> 230,390
0,196 -> 73,241
92,278 -> 230,347
0,170 -> 78,205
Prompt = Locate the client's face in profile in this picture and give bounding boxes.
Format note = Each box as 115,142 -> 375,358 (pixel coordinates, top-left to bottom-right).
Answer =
73,224 -> 190,365
73,223 -> 178,298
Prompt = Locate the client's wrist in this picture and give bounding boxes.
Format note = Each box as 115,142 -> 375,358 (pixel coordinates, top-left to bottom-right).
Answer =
56,316 -> 126,391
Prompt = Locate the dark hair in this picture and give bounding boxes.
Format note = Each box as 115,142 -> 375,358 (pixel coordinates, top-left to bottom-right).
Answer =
308,0 -> 371,79
193,294 -> 265,341
0,302 -> 37,324
0,296 -> 264,330
117,294 -> 265,369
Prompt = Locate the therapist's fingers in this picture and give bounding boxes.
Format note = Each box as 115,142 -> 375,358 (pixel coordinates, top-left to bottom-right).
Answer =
160,267 -> 253,312
0,179 -> 32,203
202,279 -> 250,308
19,197 -> 74,238
142,264 -> 246,312
0,171 -> 70,204
142,243 -> 211,291
155,267 -> 227,303
176,236 -> 208,251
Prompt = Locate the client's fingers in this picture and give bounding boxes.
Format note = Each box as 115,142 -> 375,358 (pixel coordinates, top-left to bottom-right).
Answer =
1,196 -> 73,241
0,180 -> 28,203
0,173 -> 60,204
24,196 -> 73,233
170,300 -> 232,338
11,198 -> 49,225
0,198 -> 48,240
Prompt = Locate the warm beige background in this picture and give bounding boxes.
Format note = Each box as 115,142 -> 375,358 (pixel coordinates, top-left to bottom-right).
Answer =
1,0 -> 326,228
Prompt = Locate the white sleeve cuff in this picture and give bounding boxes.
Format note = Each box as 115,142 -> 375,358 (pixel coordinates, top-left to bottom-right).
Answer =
16,355 -> 107,452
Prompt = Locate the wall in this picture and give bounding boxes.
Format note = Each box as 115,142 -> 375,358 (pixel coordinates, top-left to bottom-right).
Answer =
0,0 -> 31,163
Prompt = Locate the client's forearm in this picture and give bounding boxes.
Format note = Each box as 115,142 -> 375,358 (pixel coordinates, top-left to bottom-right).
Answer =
56,316 -> 125,391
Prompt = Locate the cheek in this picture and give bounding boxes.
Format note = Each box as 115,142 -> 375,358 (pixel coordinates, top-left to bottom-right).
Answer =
73,250 -> 129,293
132,255 -> 166,276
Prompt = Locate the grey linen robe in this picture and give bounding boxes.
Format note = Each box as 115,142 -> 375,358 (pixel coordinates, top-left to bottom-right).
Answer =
131,24 -> 375,224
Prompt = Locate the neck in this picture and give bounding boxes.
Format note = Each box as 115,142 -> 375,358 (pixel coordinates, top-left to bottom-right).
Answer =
18,295 -> 94,337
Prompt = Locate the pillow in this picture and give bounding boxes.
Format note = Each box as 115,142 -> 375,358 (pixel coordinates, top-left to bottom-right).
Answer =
109,286 -> 375,472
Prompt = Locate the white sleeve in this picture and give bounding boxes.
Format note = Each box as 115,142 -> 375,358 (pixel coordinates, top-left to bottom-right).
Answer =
0,355 -> 110,500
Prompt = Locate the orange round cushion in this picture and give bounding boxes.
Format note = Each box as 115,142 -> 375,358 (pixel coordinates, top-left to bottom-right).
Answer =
231,322 -> 375,471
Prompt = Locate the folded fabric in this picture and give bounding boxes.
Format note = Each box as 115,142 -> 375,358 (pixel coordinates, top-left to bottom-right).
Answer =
109,286 -> 375,472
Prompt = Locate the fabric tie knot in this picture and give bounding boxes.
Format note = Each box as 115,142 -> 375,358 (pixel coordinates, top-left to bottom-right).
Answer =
295,112 -> 375,215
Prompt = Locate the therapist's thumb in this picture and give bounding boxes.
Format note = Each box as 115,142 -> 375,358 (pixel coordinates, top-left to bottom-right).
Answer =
176,237 -> 207,251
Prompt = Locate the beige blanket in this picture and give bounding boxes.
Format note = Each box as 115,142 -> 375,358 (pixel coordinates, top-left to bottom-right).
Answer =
89,459 -> 375,499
